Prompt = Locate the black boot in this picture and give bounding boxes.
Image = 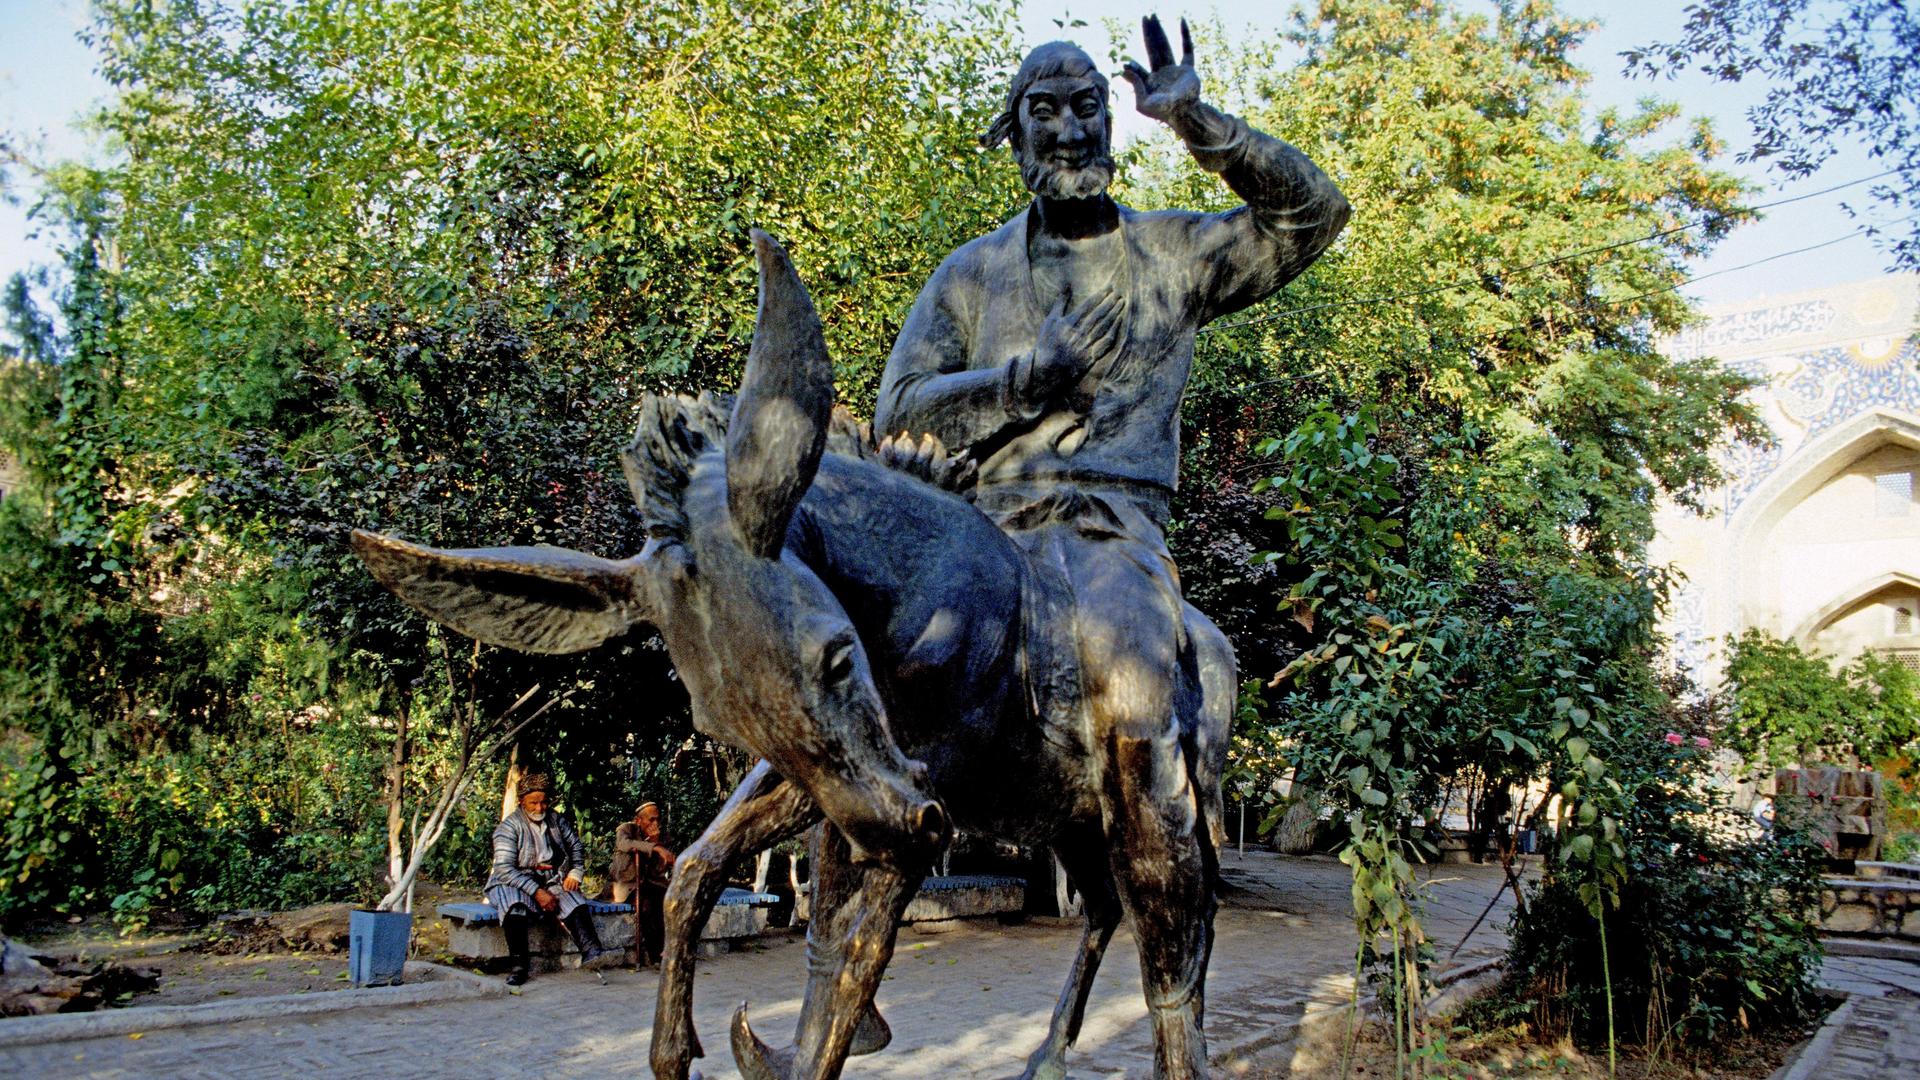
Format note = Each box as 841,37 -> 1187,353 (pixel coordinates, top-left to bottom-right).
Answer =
503,910 -> 532,986
564,907 -> 621,971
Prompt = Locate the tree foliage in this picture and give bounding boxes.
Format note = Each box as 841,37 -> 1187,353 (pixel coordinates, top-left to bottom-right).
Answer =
2,0 -> 1021,920
0,13 -> 1815,1063
1625,0 -> 1920,270
1721,628 -> 1920,772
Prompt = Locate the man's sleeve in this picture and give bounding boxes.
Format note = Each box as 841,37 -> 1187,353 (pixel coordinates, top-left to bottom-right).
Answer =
559,815 -> 587,876
615,822 -> 657,857
1167,106 -> 1351,326
874,260 -> 1027,452
491,821 -> 544,896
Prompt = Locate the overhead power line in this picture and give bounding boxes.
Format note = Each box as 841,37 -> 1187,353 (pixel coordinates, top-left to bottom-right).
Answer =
1198,167 -> 1905,337
1217,213 -> 1918,399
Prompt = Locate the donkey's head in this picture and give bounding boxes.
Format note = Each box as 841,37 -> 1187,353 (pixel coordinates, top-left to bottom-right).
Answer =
352,231 -> 948,867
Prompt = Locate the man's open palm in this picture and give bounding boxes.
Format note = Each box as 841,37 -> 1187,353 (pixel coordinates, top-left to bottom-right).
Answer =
1122,15 -> 1200,124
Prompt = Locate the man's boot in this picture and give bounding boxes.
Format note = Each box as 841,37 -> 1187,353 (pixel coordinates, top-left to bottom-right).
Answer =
564,906 -> 621,971
502,910 -> 532,987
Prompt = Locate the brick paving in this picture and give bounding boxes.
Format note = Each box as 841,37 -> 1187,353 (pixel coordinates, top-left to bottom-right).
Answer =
1808,954 -> 1920,1080
4,852 -> 1519,1080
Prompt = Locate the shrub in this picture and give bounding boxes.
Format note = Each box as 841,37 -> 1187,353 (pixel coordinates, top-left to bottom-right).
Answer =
1487,735 -> 1826,1046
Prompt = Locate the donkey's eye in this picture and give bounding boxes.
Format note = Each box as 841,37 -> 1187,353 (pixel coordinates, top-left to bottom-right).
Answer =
824,639 -> 856,685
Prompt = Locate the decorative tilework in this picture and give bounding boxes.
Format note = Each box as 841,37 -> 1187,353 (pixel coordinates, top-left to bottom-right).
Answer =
1666,583 -> 1712,682
1667,300 -> 1838,360
1723,337 -> 1920,514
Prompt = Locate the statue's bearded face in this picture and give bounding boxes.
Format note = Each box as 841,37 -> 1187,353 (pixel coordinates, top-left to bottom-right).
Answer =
1015,74 -> 1114,200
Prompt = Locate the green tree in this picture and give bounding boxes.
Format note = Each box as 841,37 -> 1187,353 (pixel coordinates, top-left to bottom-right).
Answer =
1625,0 -> 1920,270
2,0 -> 1023,920
1722,628 -> 1920,771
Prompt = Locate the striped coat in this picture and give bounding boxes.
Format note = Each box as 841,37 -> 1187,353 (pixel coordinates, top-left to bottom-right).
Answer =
483,809 -> 589,919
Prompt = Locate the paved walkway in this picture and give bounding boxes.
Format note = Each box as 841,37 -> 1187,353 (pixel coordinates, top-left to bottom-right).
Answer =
1805,951 -> 1920,1080
4,852 -> 1519,1079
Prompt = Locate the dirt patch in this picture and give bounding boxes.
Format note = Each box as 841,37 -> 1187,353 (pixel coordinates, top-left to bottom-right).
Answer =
1256,1008 -> 1828,1079
11,883 -> 480,1011
137,949 -> 356,1007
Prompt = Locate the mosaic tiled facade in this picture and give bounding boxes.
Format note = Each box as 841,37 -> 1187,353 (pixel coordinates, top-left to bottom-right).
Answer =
1653,275 -> 1920,682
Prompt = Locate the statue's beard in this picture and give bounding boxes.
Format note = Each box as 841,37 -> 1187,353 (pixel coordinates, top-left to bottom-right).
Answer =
1019,149 -> 1115,200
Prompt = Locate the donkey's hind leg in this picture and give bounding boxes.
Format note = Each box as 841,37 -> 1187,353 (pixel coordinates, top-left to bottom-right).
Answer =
1181,601 -> 1235,1029
1018,827 -> 1123,1080
650,760 -> 819,1080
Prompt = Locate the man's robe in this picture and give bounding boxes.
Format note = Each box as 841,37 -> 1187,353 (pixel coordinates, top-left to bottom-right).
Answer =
485,809 -> 590,919
874,116 -> 1350,508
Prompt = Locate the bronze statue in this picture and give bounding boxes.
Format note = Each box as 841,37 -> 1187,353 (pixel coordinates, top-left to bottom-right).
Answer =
354,15 -> 1346,1080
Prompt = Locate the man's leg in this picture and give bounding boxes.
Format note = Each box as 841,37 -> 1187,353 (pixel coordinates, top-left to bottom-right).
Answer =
637,883 -> 666,966
502,905 -> 533,986
563,904 -> 622,970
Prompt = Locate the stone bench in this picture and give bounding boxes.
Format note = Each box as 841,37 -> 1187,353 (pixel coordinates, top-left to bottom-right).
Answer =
1855,861 -> 1920,882
438,888 -> 779,968
794,875 -> 1026,927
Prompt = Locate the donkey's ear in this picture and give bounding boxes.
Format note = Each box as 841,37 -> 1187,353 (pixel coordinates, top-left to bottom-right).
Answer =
352,530 -> 651,654
726,230 -> 832,558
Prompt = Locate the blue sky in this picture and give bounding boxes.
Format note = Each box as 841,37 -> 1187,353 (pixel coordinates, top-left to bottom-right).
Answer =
0,0 -> 1899,314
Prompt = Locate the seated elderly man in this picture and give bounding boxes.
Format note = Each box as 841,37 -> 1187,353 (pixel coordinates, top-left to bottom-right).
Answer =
485,772 -> 620,985
609,800 -> 677,967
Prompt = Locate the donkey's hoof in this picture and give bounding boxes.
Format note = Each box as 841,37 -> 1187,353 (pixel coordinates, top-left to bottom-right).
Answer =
850,1003 -> 893,1056
1016,1049 -> 1069,1080
731,1002 -> 796,1080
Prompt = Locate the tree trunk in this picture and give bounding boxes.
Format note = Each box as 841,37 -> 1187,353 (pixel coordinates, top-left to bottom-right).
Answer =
1273,792 -> 1323,855
385,694 -> 410,891
499,741 -> 523,822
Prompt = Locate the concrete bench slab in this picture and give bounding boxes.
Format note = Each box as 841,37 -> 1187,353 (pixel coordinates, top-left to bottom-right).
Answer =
903,875 -> 1026,924
795,875 -> 1026,926
438,889 -> 778,967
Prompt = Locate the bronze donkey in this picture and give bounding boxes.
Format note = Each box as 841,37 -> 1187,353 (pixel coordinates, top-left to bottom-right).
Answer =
355,232 -> 1231,1080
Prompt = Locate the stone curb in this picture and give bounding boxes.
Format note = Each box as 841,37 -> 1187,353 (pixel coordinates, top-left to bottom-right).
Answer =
1775,994 -> 1860,1080
1822,937 -> 1920,963
0,960 -> 502,1048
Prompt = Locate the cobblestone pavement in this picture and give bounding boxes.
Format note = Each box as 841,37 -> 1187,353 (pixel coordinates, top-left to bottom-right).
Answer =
6,852 -> 1519,1080
1809,953 -> 1920,1080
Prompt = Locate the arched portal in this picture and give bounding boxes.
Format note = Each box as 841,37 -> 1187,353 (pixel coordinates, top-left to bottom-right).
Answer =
1719,408 -> 1920,663
1789,571 -> 1920,668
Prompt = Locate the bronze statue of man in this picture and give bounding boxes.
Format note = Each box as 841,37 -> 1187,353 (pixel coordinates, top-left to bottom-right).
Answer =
874,19 -> 1347,1073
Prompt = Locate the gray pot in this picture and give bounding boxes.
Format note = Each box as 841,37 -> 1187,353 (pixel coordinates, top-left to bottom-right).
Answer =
348,908 -> 412,987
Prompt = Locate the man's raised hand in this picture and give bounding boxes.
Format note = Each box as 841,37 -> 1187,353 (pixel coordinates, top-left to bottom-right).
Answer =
1122,15 -> 1200,125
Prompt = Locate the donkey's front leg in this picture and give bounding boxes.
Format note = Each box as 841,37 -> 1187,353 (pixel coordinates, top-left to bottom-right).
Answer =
732,823 -> 924,1080
651,760 -> 819,1080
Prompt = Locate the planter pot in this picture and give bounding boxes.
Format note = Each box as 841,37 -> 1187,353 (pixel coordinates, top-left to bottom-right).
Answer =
349,909 -> 412,987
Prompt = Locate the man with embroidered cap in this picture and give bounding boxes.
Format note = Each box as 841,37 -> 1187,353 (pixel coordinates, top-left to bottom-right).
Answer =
873,16 -> 1348,1072
485,771 -> 620,985
610,800 -> 676,967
